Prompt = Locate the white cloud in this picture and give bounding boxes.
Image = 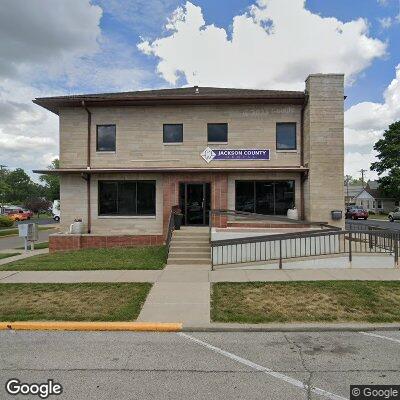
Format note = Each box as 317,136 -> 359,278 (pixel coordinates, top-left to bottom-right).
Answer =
344,151 -> 379,181
379,17 -> 393,28
0,79 -> 58,173
0,0 -> 102,79
0,0 -> 102,176
138,0 -> 387,90
344,64 -> 400,178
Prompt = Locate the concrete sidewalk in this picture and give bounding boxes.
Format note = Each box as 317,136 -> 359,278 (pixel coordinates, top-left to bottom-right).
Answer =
0,248 -> 49,266
1,266 -> 400,284
138,265 -> 210,325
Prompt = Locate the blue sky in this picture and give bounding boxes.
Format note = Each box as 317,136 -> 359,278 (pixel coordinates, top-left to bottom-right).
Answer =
88,0 -> 400,108
1,0 -> 400,181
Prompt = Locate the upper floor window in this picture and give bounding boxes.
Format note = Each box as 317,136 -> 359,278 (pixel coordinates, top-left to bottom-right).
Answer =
163,124 -> 183,143
276,123 -> 296,150
208,123 -> 228,143
98,180 -> 156,216
97,125 -> 116,152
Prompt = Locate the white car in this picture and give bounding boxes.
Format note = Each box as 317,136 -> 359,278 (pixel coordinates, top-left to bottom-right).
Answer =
52,200 -> 60,222
388,207 -> 400,222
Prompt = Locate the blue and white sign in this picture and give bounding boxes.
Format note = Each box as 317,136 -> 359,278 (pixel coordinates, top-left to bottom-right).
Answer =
201,147 -> 270,163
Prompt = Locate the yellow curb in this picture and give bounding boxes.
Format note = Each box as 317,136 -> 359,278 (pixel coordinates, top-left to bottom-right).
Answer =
0,321 -> 182,332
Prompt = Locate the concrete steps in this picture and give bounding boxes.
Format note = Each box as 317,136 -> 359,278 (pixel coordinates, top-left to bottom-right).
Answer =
167,227 -> 211,267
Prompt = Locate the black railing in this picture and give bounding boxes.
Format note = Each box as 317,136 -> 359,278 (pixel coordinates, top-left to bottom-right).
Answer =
166,208 -> 175,255
211,228 -> 400,269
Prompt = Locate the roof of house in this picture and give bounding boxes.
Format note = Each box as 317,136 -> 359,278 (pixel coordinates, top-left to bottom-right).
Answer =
33,86 -> 306,114
355,186 -> 397,200
344,185 -> 363,198
366,180 -> 379,190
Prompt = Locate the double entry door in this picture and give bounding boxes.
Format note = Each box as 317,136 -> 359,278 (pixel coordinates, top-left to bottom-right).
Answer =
179,183 -> 211,225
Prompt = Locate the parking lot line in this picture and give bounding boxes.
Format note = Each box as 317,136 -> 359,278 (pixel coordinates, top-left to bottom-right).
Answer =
360,331 -> 400,345
178,332 -> 347,400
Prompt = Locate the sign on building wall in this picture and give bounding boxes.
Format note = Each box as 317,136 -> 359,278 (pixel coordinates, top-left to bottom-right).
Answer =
200,147 -> 270,163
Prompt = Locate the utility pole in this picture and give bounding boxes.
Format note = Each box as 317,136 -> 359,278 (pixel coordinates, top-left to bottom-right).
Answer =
359,169 -> 367,188
345,175 -> 351,204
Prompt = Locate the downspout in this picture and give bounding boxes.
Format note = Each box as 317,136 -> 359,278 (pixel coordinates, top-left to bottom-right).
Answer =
82,101 -> 92,234
300,95 -> 308,221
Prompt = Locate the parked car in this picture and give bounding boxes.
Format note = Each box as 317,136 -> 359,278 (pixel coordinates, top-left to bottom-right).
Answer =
7,209 -> 32,222
345,206 -> 368,220
20,208 -> 34,218
52,200 -> 60,222
388,207 -> 400,222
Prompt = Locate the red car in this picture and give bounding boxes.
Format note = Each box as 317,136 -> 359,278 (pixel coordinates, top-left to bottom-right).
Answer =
5,208 -> 33,221
345,206 -> 368,220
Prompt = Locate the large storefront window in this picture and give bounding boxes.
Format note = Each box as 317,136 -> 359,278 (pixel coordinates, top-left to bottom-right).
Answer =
98,181 -> 156,216
235,180 -> 295,215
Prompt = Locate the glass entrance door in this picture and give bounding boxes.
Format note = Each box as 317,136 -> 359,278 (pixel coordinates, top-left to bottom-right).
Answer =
179,183 -> 211,225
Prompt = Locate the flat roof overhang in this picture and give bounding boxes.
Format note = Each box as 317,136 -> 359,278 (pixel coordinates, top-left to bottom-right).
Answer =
33,96 -> 306,115
34,167 -> 309,174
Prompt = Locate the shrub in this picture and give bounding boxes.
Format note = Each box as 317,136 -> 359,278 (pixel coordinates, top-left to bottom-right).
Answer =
0,215 -> 13,228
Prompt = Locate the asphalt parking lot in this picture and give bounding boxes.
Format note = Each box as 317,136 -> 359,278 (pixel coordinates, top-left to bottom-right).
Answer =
0,330 -> 399,399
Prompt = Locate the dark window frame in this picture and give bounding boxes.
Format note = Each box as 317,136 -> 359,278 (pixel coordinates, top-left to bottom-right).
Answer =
276,122 -> 297,151
207,123 -> 228,143
98,180 -> 156,216
163,123 -> 183,143
235,180 -> 295,216
96,124 -> 116,152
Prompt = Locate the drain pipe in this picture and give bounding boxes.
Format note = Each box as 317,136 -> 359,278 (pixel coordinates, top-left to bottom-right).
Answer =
300,94 -> 308,221
82,101 -> 92,234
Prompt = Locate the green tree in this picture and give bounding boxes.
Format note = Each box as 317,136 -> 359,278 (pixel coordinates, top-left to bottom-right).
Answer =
39,159 -> 60,201
0,166 -> 9,208
371,121 -> 400,198
3,168 -> 42,204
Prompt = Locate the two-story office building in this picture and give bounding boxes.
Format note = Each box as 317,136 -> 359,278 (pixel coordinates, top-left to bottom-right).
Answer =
34,73 -> 345,251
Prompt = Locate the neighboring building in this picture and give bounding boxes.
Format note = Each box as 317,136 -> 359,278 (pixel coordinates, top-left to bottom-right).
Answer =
34,74 -> 345,251
353,181 -> 399,214
344,184 -> 363,205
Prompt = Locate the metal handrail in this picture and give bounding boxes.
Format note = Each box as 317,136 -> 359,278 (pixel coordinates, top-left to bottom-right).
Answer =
210,228 -> 400,269
166,208 -> 175,255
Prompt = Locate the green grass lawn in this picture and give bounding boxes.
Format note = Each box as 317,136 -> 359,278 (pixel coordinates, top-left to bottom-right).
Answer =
0,246 -> 167,271
0,283 -> 151,321
0,226 -> 54,237
212,281 -> 400,324
0,253 -> 20,260
369,214 -> 389,220
15,242 -> 49,250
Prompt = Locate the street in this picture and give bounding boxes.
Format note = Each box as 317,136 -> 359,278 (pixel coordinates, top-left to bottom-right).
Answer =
0,330 -> 399,399
0,228 -> 57,251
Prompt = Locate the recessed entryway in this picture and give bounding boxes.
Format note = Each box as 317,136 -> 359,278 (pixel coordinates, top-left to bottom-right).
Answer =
179,182 -> 211,226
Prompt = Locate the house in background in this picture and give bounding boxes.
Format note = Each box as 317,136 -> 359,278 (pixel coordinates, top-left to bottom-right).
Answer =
352,181 -> 399,214
344,184 -> 363,205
